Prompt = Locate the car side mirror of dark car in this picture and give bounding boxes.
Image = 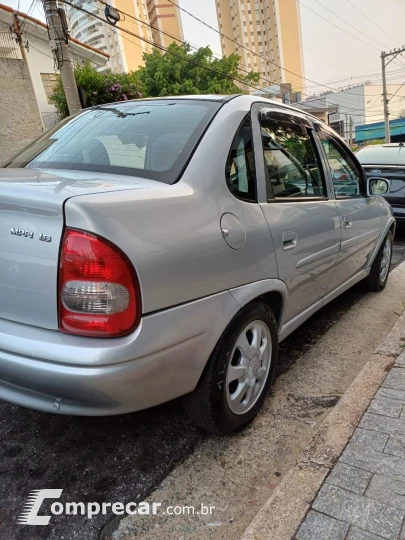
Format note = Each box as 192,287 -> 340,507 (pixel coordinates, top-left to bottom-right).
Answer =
367,177 -> 390,196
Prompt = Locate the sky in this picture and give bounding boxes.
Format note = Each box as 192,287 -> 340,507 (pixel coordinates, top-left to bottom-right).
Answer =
10,0 -> 405,103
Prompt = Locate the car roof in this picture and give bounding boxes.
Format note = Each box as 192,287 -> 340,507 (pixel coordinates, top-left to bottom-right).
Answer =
360,143 -> 405,149
95,94 -> 319,122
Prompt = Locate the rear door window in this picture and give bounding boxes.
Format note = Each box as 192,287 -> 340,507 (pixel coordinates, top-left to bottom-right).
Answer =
259,113 -> 327,199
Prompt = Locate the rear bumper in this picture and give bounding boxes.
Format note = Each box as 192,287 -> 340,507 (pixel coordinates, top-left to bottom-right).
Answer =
0,291 -> 240,415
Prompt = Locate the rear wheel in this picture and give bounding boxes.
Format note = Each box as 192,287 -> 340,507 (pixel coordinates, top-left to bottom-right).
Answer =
364,230 -> 393,292
182,302 -> 278,435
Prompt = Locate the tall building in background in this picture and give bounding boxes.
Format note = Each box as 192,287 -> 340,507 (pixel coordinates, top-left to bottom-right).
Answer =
66,0 -> 183,73
215,0 -> 305,93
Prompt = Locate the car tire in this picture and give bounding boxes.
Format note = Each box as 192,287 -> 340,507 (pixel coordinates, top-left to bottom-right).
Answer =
182,301 -> 278,435
364,230 -> 393,292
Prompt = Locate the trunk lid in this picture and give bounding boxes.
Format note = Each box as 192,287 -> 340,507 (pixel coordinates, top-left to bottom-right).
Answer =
0,168 -> 156,329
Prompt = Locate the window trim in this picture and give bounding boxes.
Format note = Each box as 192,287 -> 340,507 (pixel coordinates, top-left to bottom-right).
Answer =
225,114 -> 258,203
315,123 -> 367,199
255,106 -> 329,203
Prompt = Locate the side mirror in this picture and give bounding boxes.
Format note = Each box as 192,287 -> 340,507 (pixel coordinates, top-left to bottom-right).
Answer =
367,177 -> 390,196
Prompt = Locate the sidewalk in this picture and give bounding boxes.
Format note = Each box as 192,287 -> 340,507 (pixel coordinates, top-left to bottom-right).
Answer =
296,351 -> 405,540
242,309 -> 405,540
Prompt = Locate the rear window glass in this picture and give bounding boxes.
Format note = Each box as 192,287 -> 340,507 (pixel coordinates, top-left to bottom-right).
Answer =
356,145 -> 405,166
4,100 -> 221,184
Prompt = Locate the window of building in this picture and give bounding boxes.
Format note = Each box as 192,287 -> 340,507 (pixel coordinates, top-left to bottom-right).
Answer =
40,73 -> 59,105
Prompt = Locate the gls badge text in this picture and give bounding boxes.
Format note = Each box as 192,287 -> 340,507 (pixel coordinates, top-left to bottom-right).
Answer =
11,228 -> 52,242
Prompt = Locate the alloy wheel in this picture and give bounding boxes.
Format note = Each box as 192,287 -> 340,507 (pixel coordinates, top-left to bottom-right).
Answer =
380,235 -> 392,283
226,320 -> 272,415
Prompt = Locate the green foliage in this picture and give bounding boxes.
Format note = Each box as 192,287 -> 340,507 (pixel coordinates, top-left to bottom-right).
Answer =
138,43 -> 260,97
357,138 -> 386,150
50,44 -> 261,117
50,62 -> 144,117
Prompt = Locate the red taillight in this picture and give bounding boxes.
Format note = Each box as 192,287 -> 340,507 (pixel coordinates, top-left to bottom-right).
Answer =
58,228 -> 141,337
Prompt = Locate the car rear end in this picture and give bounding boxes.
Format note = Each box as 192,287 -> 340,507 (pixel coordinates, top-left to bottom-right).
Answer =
357,144 -> 405,222
0,97 -> 238,416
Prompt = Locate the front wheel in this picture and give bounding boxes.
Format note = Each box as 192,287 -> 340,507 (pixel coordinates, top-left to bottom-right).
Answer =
182,302 -> 278,435
364,230 -> 393,292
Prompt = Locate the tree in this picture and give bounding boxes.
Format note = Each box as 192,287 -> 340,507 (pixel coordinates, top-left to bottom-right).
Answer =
138,43 -> 260,97
50,45 -> 260,118
50,62 -> 144,118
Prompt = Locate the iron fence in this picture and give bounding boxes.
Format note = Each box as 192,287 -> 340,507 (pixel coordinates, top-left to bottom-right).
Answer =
0,27 -> 21,60
41,111 -> 62,129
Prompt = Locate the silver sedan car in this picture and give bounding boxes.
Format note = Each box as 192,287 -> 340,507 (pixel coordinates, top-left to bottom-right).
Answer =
0,95 -> 394,434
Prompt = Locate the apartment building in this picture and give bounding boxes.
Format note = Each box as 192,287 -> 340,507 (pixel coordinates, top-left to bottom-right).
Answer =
215,0 -> 305,93
66,0 -> 183,72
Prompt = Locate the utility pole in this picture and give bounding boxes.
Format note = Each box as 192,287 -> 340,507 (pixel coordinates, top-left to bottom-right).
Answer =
42,0 -> 82,115
381,46 -> 405,143
12,12 -> 28,62
349,116 -> 353,150
345,113 -> 350,146
381,52 -> 390,143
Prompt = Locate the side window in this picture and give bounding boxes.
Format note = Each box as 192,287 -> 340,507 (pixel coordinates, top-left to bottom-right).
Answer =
226,116 -> 256,202
318,130 -> 364,198
260,115 -> 327,199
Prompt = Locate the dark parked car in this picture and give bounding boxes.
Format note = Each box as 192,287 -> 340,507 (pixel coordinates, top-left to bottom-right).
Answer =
357,143 -> 405,222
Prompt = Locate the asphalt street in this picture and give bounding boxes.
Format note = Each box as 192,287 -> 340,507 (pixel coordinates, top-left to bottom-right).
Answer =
1,226 -> 405,540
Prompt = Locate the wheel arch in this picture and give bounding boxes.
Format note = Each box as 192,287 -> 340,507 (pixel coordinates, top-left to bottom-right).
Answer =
368,216 -> 396,269
229,279 -> 287,329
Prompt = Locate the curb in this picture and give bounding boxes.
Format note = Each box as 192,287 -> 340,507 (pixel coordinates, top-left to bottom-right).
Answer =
241,312 -> 405,540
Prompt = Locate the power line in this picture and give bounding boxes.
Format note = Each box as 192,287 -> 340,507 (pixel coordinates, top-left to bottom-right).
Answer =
344,0 -> 403,48
389,81 -> 405,103
114,0 -> 404,117
298,0 -> 405,72
305,68 -> 405,90
61,0 -> 403,120
98,0 -> 395,117
166,0 -> 392,104
298,0 -> 379,52
95,0 -> 281,88
60,0 -> 265,95
310,0 -> 390,51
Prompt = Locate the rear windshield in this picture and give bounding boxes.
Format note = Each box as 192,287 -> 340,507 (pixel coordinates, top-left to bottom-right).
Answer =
4,100 -> 221,184
356,145 -> 405,166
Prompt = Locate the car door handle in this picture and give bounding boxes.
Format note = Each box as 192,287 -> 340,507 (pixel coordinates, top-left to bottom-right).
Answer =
343,216 -> 352,228
282,230 -> 297,250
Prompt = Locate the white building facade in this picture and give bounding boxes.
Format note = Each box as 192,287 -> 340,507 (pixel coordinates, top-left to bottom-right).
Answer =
298,84 -> 405,142
0,2 -> 109,128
